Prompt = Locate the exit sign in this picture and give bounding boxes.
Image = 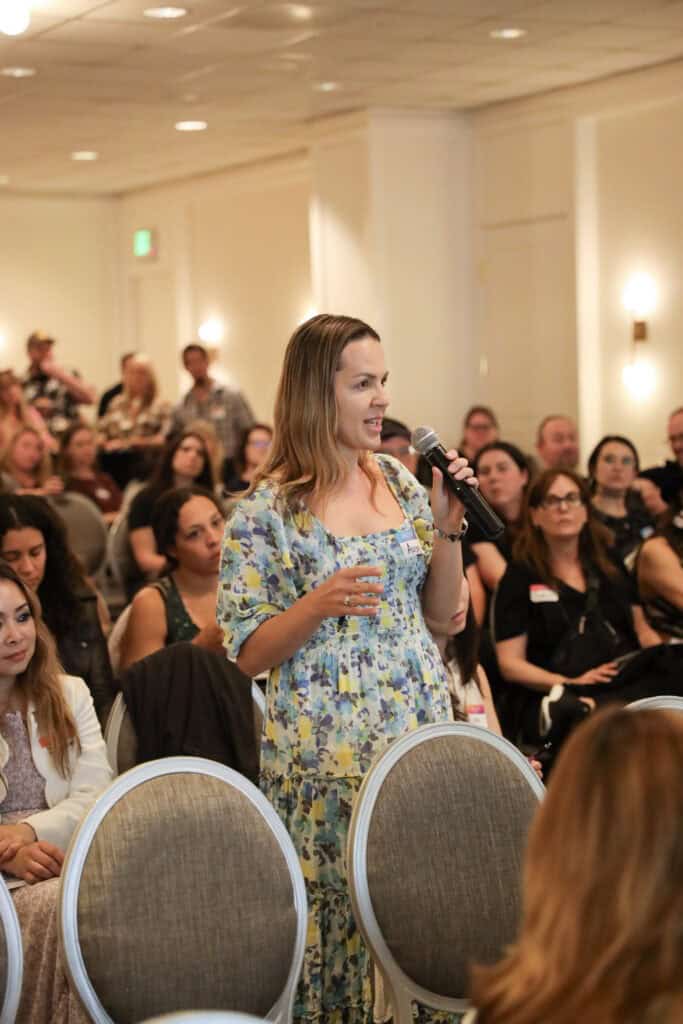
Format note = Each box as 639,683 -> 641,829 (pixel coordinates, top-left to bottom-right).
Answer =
133,228 -> 157,260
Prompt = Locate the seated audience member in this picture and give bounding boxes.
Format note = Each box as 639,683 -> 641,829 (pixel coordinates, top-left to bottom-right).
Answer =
21,330 -> 95,438
494,469 -> 661,745
459,405 -> 499,463
467,707 -> 683,1024
59,422 -> 122,523
98,351 -> 136,418
97,353 -> 172,488
631,466 -> 672,523
587,434 -> 654,566
171,342 -> 254,463
470,442 -> 530,596
426,576 -> 501,732
120,487 -> 224,669
0,370 -> 56,456
0,495 -> 117,723
125,430 -> 215,598
378,417 -> 418,475
0,562 -> 112,1024
636,507 -> 683,641
535,414 -> 579,471
222,423 -> 273,496
1,426 -> 63,497
641,406 -> 683,508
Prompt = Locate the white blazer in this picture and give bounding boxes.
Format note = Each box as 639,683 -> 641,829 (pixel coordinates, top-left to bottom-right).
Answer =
0,674 -> 114,851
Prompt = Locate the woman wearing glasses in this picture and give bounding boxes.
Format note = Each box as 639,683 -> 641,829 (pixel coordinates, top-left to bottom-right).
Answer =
493,469 -> 660,746
587,435 -> 654,567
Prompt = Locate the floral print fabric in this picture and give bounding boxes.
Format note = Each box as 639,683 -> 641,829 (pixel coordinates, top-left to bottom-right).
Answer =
218,454 -> 453,1023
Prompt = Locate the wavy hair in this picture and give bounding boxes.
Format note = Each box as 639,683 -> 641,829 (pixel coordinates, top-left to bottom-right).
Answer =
1,426 -> 52,486
252,313 -> 381,509
513,468 -> 618,584
147,430 -> 214,494
470,707 -> 683,1023
0,561 -> 78,776
0,493 -> 88,638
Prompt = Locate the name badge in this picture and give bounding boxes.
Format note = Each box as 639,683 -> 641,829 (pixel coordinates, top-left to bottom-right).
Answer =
529,583 -> 559,603
400,538 -> 422,557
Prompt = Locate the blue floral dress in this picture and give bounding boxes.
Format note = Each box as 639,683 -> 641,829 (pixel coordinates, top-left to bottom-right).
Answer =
218,455 -> 452,1024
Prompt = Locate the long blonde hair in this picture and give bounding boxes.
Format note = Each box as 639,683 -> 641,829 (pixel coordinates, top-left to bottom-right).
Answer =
2,426 -> 52,486
252,313 -> 381,508
0,563 -> 79,777
470,707 -> 683,1024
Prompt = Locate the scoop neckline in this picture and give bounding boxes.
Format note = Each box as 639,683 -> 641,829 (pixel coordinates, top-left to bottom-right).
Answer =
307,456 -> 410,541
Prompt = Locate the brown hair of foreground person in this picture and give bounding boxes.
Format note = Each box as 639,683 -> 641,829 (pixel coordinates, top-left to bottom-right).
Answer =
469,706 -> 683,1024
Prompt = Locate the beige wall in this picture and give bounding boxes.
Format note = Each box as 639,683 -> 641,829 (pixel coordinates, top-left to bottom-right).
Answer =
0,194 -> 118,411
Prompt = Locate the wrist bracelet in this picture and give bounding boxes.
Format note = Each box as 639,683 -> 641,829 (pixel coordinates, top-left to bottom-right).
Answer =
434,518 -> 468,543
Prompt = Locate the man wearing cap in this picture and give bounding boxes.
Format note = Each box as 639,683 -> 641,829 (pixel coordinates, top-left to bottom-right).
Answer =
22,331 -> 96,437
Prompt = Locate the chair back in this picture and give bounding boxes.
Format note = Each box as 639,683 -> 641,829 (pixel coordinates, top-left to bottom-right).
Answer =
0,876 -> 23,1024
627,695 -> 683,713
348,722 -> 544,1022
49,492 -> 108,577
60,757 -> 307,1024
107,603 -> 132,675
106,512 -> 137,592
103,691 -> 139,775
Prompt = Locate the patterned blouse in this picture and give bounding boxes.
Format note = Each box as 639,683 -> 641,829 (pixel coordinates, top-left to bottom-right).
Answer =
98,394 -> 172,443
218,454 -> 452,780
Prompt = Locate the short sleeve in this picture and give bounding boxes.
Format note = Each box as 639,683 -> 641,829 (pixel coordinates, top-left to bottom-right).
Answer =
493,562 -> 533,642
217,487 -> 298,660
128,487 -> 155,531
376,454 -> 434,560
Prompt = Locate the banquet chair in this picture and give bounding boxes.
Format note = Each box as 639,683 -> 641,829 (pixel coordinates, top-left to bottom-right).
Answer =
49,491 -> 108,577
59,757 -> 307,1024
142,1014 -> 267,1023
348,722 -> 544,1022
627,695 -> 683,712
103,691 -> 138,775
0,876 -> 22,1024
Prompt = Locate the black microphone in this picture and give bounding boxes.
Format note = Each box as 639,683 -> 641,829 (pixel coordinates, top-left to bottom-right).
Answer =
411,425 -> 505,540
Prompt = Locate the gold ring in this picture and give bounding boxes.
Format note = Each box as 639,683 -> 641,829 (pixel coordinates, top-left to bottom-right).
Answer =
344,594 -> 352,607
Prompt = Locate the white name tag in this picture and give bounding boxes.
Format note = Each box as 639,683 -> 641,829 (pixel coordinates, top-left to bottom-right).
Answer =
401,538 -> 422,557
529,584 -> 559,603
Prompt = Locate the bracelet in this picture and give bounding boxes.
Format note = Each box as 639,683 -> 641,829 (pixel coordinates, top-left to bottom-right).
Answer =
434,518 -> 468,543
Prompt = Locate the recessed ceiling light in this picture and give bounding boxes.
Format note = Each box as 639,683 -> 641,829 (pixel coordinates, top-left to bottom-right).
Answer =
71,150 -> 99,161
288,4 -> 313,21
144,6 -> 187,18
0,1 -> 30,36
1,66 -> 36,78
490,27 -> 526,40
175,120 -> 207,131
313,81 -> 340,93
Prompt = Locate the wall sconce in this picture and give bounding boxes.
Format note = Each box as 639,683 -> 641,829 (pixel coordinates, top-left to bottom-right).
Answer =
621,272 -> 657,400
197,318 -> 224,345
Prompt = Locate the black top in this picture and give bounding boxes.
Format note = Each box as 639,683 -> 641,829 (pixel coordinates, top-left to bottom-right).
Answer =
591,498 -> 654,567
128,485 -> 160,531
641,460 -> 683,505
467,517 -> 514,562
56,591 -> 118,725
494,559 -> 638,673
97,381 -> 123,418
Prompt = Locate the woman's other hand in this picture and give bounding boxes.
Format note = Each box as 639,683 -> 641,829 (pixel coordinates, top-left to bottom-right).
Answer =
0,822 -> 35,863
310,565 -> 383,618
3,840 -> 64,884
571,662 -> 619,685
43,475 -> 64,496
430,449 -> 477,534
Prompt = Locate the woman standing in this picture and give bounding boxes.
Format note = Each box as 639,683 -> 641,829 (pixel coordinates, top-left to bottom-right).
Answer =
218,314 -> 474,1024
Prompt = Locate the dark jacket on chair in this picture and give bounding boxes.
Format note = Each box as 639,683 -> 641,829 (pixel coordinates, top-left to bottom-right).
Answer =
57,591 -> 118,727
119,643 -> 259,783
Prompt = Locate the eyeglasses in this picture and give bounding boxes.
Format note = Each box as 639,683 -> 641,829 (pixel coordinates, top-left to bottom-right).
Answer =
540,492 -> 583,510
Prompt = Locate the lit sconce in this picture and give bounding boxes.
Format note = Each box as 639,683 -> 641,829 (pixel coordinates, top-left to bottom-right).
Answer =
621,272 -> 657,401
0,1 -> 30,36
197,318 -> 224,345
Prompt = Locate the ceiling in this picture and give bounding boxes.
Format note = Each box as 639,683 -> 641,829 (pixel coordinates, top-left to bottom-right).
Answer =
2,0 -> 683,195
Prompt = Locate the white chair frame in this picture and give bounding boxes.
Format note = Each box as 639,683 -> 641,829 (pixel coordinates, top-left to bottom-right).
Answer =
60,757 -> 307,1024
0,876 -> 22,1024
142,1014 -> 267,1023
626,695 -> 683,712
103,691 -> 127,775
348,721 -> 545,1023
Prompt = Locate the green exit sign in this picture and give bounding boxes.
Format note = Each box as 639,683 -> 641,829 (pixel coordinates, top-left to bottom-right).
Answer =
133,228 -> 157,260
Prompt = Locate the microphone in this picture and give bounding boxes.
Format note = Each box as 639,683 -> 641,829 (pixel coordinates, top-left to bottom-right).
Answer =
411,425 -> 505,540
